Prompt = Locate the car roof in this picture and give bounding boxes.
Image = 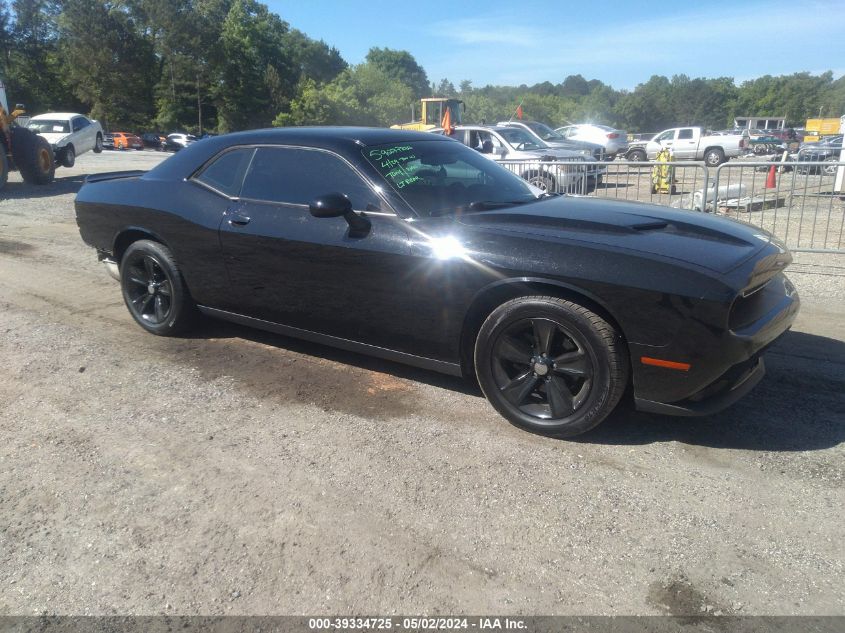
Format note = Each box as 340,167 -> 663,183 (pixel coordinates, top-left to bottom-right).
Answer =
146,127 -> 455,181
30,112 -> 86,120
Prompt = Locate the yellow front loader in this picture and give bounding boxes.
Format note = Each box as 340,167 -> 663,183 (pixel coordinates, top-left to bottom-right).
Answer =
392,98 -> 464,132
1,76 -> 56,191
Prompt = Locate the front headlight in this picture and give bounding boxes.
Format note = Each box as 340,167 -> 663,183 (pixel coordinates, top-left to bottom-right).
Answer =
580,149 -> 592,157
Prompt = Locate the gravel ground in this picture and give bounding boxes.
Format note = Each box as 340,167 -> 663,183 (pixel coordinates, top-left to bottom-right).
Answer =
0,151 -> 843,616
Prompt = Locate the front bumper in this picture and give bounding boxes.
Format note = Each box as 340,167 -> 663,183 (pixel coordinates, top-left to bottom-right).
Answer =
631,272 -> 799,417
635,355 -> 765,416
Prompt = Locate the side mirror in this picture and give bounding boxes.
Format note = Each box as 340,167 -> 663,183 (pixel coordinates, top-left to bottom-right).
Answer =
309,192 -> 371,237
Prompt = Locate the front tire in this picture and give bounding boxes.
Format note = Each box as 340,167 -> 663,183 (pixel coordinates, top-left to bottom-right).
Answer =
60,144 -> 76,168
0,149 -> 8,190
120,240 -> 196,336
474,296 -> 628,437
11,128 -> 55,185
822,157 -> 838,176
526,172 -> 555,193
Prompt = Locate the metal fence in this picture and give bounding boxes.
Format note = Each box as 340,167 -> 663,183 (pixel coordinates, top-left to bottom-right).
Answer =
494,157 -> 845,253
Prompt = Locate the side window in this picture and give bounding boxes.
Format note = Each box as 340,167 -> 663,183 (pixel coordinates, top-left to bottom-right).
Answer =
241,147 -> 383,211
655,130 -> 674,142
476,131 -> 503,154
194,148 -> 256,197
73,117 -> 89,132
677,128 -> 694,140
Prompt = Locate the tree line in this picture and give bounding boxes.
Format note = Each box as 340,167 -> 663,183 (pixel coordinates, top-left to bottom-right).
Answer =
2,0 -> 843,134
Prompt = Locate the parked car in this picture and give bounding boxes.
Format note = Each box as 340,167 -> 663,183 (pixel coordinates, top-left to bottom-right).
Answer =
497,120 -> 606,160
796,134 -> 842,175
623,127 -> 748,166
554,123 -> 629,159
75,128 -> 798,438
436,124 -> 604,193
112,132 -> 143,150
26,112 -> 103,168
164,133 -> 197,152
140,133 -> 163,150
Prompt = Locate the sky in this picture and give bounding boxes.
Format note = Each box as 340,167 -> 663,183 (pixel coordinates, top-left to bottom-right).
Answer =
265,0 -> 845,90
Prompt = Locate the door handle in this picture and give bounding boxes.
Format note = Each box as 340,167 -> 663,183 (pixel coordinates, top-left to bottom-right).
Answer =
228,213 -> 251,226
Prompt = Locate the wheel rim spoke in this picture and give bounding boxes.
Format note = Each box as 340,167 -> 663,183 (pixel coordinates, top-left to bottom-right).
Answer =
154,295 -> 165,322
532,319 -> 555,355
501,371 -> 538,406
546,376 -> 575,418
128,275 -> 147,287
553,350 -> 587,377
158,280 -> 172,296
497,335 -> 532,365
133,293 -> 152,314
143,256 -> 156,281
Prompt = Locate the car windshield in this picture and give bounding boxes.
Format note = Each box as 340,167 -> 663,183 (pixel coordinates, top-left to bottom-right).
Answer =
363,140 -> 541,217
498,128 -> 547,150
525,121 -> 564,141
28,119 -> 70,134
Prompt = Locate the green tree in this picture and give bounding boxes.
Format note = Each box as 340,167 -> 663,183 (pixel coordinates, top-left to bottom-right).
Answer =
59,0 -> 156,129
364,47 -> 429,99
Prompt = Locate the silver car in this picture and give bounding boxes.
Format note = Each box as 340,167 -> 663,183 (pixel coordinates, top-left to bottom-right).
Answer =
497,120 -> 606,160
554,123 -> 628,158
437,125 -> 604,194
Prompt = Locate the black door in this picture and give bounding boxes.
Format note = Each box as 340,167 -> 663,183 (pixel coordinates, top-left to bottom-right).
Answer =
218,146 -> 420,354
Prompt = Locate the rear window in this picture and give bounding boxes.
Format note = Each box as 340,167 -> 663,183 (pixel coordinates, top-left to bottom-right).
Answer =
194,148 -> 256,197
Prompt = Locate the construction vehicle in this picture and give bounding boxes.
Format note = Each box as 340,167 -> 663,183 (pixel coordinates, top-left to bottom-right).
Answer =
1,75 -> 56,192
803,118 -> 841,143
392,97 -> 464,132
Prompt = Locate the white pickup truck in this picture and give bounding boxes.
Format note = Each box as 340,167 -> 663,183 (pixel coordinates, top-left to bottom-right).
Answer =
624,127 -> 748,166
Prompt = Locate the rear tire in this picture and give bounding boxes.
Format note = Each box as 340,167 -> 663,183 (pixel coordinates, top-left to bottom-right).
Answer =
11,127 -> 55,185
120,240 -> 197,336
704,147 -> 725,167
93,133 -> 103,153
474,296 -> 628,438
822,157 -> 838,176
627,148 -> 647,162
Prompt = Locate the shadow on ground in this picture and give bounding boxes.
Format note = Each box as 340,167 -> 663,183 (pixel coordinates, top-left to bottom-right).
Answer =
577,330 -> 845,451
1,175 -> 85,199
183,317 -> 844,451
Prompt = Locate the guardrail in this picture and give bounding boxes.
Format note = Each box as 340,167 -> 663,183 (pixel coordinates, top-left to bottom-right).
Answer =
495,157 -> 845,253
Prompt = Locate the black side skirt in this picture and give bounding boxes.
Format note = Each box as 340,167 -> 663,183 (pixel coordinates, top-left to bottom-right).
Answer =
197,306 -> 464,377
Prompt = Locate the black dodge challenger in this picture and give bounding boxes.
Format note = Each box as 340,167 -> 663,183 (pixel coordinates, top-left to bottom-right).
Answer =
75,127 -> 799,437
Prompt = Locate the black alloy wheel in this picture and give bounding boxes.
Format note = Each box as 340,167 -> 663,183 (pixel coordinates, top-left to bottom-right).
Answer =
120,240 -> 195,336
475,296 -> 628,437
491,317 -> 593,420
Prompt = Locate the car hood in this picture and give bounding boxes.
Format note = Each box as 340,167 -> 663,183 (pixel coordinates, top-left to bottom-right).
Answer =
455,196 -> 773,274
37,132 -> 70,146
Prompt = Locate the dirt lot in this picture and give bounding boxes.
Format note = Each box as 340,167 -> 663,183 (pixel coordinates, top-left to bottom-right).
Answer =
1,151 -> 843,616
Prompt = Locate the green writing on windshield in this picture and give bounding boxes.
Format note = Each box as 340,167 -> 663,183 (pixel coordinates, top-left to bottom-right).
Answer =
367,145 -> 424,189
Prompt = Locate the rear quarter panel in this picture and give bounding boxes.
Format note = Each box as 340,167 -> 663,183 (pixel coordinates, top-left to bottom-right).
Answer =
75,176 -> 231,307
